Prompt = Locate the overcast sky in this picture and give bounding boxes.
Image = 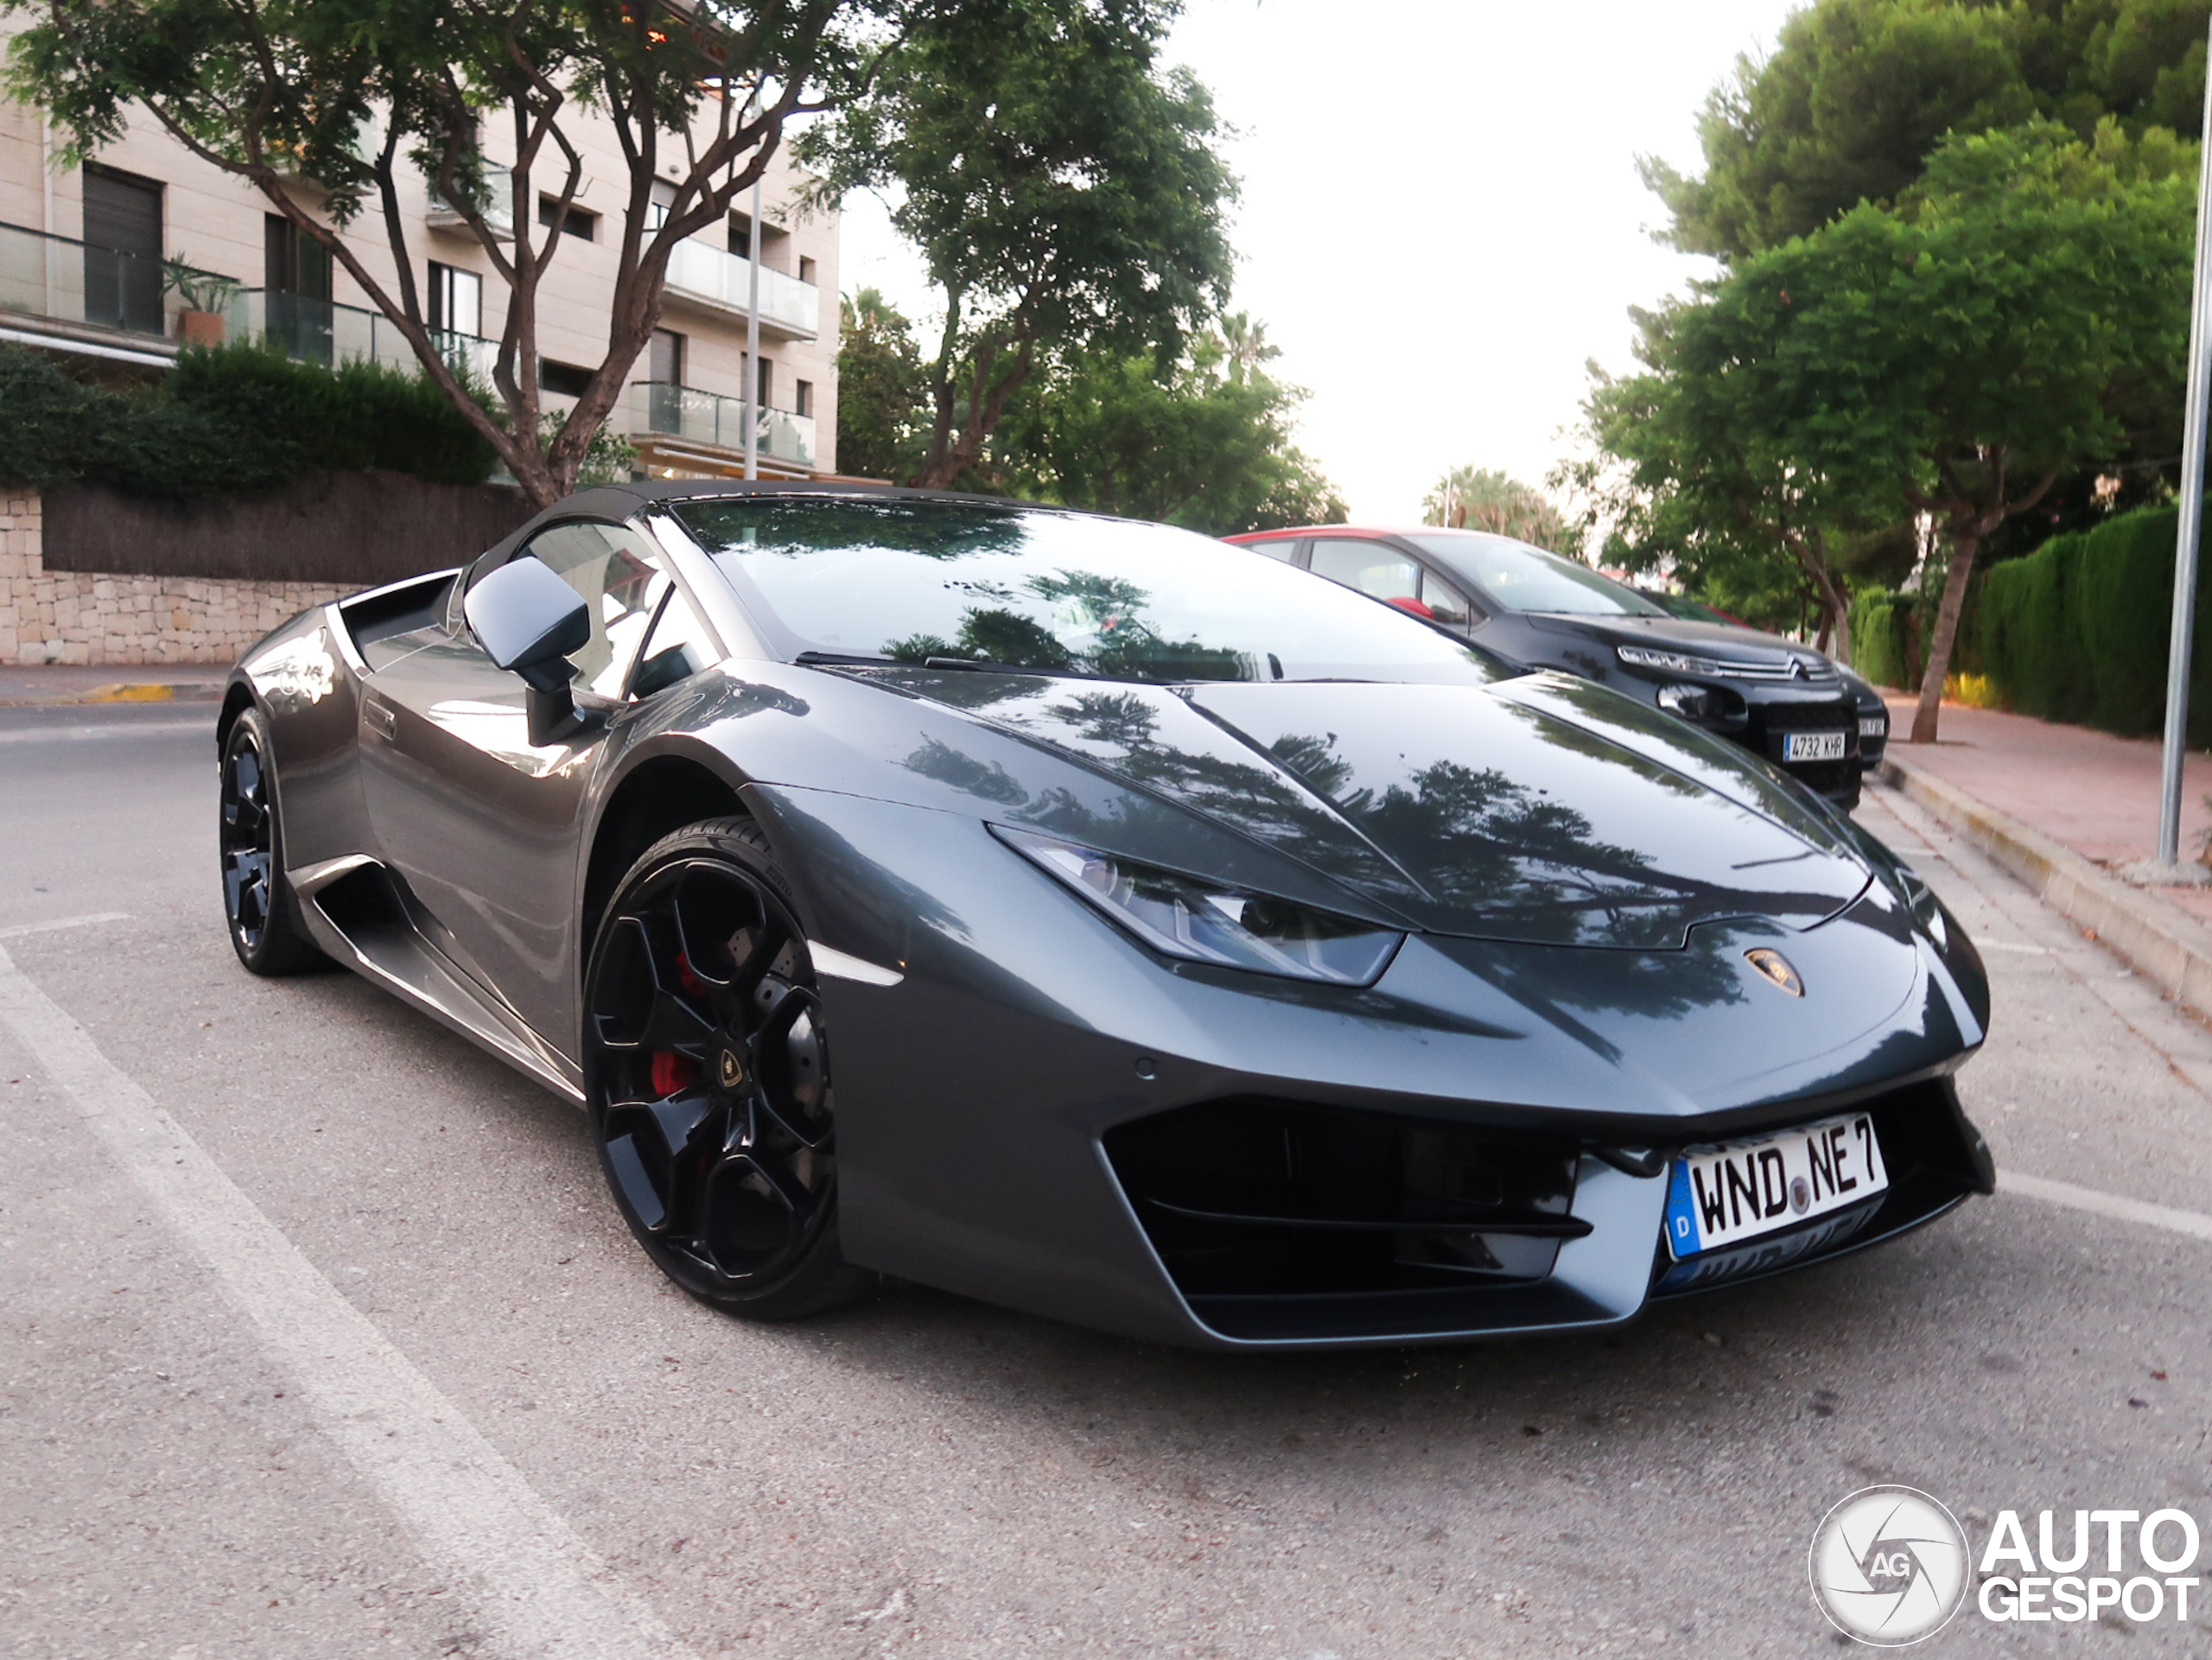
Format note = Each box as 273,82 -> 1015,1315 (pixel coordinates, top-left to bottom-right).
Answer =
837,0 -> 1804,521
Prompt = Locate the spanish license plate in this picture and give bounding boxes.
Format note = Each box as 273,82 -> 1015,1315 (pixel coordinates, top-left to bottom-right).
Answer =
1663,1113 -> 1888,1259
1783,729 -> 1849,762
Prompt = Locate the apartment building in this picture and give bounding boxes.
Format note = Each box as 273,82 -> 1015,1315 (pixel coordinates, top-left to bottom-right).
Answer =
0,54 -> 841,482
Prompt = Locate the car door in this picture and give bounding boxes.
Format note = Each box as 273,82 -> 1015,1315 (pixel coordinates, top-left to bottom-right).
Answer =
356,518 -> 673,1049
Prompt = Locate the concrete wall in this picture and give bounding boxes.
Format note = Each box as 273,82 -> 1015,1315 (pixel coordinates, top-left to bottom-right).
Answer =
0,491 -> 346,665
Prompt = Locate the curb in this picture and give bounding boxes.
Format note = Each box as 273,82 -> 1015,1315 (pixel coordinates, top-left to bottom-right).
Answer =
0,681 -> 226,708
1878,754 -> 2212,1024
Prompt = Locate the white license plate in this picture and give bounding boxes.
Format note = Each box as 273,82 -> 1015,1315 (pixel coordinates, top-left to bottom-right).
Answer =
1664,1113 -> 1887,1258
1784,730 -> 1849,761
1859,716 -> 1888,739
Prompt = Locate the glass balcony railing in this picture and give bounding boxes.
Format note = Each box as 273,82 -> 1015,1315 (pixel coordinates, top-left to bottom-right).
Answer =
224,288 -> 498,382
0,219 -> 207,340
662,238 -> 820,337
630,379 -> 816,468
425,162 -> 516,239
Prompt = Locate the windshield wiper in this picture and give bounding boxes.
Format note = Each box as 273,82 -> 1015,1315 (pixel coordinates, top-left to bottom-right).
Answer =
793,650 -> 897,667
921,656 -> 1099,680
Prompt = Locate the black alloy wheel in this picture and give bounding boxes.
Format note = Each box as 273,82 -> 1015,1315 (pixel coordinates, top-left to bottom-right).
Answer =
219,708 -> 324,976
584,817 -> 870,1319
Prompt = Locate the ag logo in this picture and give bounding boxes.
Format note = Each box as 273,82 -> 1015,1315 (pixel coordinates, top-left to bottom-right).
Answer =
1808,1485 -> 1969,1645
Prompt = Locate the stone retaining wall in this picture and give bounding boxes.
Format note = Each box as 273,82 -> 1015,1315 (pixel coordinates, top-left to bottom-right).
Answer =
0,492 -> 346,665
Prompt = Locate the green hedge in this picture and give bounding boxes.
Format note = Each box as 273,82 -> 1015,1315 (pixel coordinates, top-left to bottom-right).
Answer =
0,341 -> 495,504
1976,499 -> 2210,740
1850,589 -> 1915,690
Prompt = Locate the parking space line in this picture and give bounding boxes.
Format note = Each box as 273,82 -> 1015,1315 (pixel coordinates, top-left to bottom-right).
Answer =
0,942 -> 697,1660
2002,1171 -> 2212,1243
0,913 -> 131,939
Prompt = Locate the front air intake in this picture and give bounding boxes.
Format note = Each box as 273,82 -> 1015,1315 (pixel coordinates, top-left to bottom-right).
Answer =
1104,1097 -> 1586,1330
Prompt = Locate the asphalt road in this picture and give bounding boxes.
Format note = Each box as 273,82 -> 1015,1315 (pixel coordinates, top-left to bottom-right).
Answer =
3,700 -> 2209,1659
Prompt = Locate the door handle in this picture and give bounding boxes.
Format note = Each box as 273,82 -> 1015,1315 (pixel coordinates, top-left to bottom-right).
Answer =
362,693 -> 397,741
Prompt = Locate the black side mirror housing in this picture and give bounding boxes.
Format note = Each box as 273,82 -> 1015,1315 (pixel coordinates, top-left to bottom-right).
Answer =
463,555 -> 593,742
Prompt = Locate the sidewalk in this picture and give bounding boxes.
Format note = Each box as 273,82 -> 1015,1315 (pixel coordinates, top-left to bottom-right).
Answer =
0,665 -> 230,707
1877,693 -> 2212,1020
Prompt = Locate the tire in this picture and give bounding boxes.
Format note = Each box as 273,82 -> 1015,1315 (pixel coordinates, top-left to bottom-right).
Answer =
582,817 -> 871,1320
219,707 -> 326,976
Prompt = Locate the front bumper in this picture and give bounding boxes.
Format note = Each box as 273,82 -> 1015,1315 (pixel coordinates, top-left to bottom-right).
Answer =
749,783 -> 1990,1351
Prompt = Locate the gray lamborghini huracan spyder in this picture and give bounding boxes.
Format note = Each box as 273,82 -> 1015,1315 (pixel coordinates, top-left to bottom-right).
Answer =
218,482 -> 1993,1351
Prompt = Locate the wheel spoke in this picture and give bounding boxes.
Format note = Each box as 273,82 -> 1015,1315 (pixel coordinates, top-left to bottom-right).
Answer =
749,983 -> 830,1146
696,1151 -> 812,1275
672,863 -> 767,987
601,1090 -> 721,1237
591,914 -> 713,1053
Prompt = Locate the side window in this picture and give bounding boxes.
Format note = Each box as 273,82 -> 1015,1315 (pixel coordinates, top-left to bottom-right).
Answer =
1420,569 -> 1476,629
1308,538 -> 1422,607
1248,538 -> 1300,563
629,587 -> 724,700
510,522 -> 666,699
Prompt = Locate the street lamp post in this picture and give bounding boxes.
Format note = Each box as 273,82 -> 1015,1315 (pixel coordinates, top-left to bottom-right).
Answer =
2155,16 -> 2212,869
742,174 -> 762,483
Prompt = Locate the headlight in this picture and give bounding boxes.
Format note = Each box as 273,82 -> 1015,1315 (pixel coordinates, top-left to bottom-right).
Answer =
1618,644 -> 1727,677
1656,684 -> 1712,718
992,826 -> 1403,985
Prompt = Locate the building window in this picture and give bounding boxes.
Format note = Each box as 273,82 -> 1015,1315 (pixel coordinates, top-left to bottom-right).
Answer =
537,196 -> 598,240
82,163 -> 164,334
264,212 -> 334,363
426,261 -> 481,336
264,213 -> 331,299
798,256 -> 817,285
793,378 -> 812,418
648,328 -> 683,385
539,359 -> 594,398
753,355 -> 772,410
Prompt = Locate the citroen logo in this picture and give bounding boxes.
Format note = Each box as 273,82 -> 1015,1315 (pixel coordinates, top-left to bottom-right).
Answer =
717,1047 -> 746,1089
1745,948 -> 1803,995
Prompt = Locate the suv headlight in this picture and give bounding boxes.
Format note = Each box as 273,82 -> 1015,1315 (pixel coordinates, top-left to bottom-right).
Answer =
993,826 -> 1403,985
1618,644 -> 1726,677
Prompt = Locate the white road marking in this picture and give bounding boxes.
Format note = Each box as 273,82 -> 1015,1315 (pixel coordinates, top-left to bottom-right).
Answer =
2002,1171 -> 2212,1243
0,943 -> 697,1660
0,719 -> 211,745
0,912 -> 130,939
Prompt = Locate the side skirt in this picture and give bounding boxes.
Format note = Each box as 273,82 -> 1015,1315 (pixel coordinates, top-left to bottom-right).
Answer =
290,855 -> 585,1106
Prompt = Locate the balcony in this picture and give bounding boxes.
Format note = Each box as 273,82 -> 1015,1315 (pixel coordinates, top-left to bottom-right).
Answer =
0,219 -> 219,363
662,238 -> 820,340
425,162 -> 517,240
224,289 -> 498,383
629,379 -> 816,469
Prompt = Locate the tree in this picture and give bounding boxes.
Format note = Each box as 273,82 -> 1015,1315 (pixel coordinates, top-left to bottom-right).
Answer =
1644,0 -> 2209,263
1421,467 -> 1580,556
804,0 -> 1236,489
1586,121 -> 2191,735
836,286 -> 929,480
1000,319 -> 1345,534
7,1 -> 907,507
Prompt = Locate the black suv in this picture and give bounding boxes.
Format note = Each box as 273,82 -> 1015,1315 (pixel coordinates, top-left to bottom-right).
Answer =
1228,525 -> 1878,807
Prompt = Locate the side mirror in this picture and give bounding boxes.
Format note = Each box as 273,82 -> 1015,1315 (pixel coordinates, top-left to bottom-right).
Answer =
463,555 -> 592,743
463,555 -> 590,691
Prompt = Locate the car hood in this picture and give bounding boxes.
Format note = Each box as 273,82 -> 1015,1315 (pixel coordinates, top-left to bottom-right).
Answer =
856,666 -> 1868,951
1522,611 -> 1822,661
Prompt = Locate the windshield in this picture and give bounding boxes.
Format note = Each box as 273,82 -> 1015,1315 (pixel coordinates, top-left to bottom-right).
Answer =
1408,533 -> 1668,618
677,498 -> 1509,686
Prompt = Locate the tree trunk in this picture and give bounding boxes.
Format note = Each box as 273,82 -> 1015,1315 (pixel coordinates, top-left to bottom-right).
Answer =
1909,524 -> 1979,744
